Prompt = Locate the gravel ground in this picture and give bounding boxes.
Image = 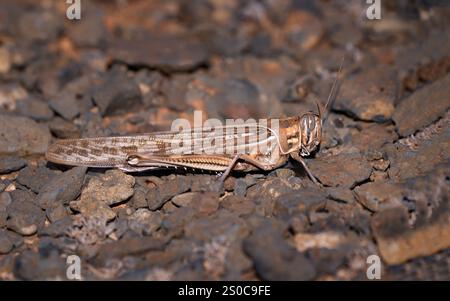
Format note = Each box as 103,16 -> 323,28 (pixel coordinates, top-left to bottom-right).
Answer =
0,0 -> 449,280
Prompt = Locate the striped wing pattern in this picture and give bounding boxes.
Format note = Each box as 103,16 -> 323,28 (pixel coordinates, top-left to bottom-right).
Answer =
45,124 -> 280,170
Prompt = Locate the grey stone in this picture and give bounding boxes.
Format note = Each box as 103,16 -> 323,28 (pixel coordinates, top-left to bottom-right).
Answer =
0,115 -> 51,156
7,197 -> 46,235
36,166 -> 87,209
243,221 -> 316,280
48,92 -> 80,120
0,156 -> 27,174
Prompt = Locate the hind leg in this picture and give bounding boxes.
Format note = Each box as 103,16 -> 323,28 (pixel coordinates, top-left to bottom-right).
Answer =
219,154 -> 274,182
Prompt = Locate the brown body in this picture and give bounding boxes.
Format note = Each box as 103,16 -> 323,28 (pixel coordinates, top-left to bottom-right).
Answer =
46,117 -> 302,173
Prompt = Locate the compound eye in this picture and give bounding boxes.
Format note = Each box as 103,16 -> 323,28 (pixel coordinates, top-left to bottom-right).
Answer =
300,114 -> 316,144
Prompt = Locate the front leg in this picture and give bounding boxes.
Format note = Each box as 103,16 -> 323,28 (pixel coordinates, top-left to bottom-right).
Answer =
290,152 -> 319,184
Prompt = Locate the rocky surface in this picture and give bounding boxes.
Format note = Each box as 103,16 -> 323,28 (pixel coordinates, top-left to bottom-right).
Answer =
0,0 -> 449,281
0,156 -> 27,174
6,190 -> 46,236
0,115 -> 51,156
307,152 -> 372,187
110,35 -> 209,73
36,166 -> 87,209
371,165 -> 450,265
79,170 -> 135,206
335,65 -> 398,122
92,70 -> 142,116
393,74 -> 450,137
243,220 -> 316,280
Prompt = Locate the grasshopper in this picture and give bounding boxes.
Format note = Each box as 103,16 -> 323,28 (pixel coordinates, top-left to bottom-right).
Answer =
46,62 -> 343,183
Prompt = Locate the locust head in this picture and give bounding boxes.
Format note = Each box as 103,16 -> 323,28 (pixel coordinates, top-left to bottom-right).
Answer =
299,112 -> 322,156
297,57 -> 344,157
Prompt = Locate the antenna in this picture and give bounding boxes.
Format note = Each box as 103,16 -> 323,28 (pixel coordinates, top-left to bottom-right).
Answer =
322,56 -> 345,123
